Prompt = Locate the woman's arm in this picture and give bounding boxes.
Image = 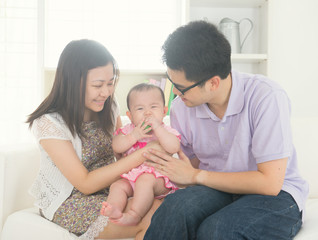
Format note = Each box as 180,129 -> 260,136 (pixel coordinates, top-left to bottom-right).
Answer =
40,139 -> 163,195
144,149 -> 287,196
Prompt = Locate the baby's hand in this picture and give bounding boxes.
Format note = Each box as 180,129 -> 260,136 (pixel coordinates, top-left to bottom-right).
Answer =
144,116 -> 162,132
131,120 -> 153,140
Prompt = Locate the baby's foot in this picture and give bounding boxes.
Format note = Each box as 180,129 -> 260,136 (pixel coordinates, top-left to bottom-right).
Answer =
111,209 -> 142,226
100,202 -> 123,219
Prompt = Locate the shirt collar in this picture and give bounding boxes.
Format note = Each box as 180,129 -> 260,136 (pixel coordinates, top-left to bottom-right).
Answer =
196,70 -> 244,120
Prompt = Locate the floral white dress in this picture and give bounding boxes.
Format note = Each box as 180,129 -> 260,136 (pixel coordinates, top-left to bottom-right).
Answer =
30,112 -> 117,239
51,121 -> 115,238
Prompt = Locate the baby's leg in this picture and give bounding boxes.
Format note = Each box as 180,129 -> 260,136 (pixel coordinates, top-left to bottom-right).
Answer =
101,178 -> 133,219
113,173 -> 168,226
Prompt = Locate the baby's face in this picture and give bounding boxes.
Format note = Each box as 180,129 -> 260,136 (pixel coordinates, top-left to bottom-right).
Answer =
128,88 -> 166,126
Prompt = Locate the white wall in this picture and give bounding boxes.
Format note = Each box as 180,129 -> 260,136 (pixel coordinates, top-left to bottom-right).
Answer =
2,0 -> 318,146
0,2 -> 40,146
115,72 -> 165,116
38,0 -> 318,119
268,0 -> 318,118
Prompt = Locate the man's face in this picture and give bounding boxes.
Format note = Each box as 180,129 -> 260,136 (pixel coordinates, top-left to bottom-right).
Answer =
167,68 -> 209,107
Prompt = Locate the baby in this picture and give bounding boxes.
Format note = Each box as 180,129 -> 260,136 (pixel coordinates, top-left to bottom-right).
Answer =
100,83 -> 180,226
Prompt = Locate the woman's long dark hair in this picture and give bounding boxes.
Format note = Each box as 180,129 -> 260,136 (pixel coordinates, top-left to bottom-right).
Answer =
27,39 -> 119,137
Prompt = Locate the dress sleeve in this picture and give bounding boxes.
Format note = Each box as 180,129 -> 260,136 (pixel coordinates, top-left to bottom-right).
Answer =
113,123 -> 134,136
32,114 -> 71,143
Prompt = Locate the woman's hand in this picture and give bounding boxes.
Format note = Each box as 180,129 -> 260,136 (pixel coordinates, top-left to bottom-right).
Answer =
143,148 -> 201,186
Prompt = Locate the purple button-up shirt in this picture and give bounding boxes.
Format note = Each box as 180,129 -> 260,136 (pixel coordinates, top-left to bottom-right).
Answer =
170,70 -> 308,214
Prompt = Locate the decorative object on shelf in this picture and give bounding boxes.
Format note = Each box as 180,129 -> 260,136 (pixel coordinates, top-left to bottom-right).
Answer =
218,17 -> 253,53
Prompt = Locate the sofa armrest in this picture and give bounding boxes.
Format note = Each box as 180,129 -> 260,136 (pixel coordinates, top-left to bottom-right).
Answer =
0,143 -> 40,231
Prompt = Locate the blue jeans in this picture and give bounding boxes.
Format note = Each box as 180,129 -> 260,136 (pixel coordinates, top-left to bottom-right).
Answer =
144,186 -> 302,240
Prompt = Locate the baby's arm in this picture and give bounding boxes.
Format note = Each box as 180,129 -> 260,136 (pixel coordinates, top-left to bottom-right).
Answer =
112,133 -> 138,154
144,116 -> 180,154
153,126 -> 180,154
144,117 -> 180,154
112,122 -> 152,154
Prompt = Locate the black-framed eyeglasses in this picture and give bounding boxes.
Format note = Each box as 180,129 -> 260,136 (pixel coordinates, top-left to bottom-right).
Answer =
166,72 -> 211,95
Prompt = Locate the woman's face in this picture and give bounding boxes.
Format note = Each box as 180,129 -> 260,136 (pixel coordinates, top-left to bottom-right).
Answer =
84,63 -> 115,121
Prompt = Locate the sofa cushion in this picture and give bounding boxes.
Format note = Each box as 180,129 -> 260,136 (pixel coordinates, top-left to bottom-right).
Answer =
1,207 -> 134,240
0,144 -> 40,230
294,199 -> 318,239
1,207 -> 78,240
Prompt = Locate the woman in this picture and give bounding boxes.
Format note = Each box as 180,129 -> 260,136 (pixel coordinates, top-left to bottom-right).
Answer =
26,39 -> 162,240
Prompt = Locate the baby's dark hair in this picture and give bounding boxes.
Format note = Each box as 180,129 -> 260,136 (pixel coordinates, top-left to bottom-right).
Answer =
126,83 -> 165,110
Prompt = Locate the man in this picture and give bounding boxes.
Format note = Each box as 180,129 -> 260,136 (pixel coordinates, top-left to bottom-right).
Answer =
143,21 -> 308,240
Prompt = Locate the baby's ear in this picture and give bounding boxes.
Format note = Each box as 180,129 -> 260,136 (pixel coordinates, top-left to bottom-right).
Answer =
163,106 -> 168,116
126,111 -> 132,121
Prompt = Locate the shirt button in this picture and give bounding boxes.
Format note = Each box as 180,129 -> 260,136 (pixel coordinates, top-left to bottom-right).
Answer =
221,127 -> 225,131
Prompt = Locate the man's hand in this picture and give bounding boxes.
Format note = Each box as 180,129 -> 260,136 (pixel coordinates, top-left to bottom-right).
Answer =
143,148 -> 201,186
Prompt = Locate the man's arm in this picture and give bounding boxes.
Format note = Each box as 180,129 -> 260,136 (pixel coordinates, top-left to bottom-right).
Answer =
144,149 -> 287,196
195,157 -> 287,196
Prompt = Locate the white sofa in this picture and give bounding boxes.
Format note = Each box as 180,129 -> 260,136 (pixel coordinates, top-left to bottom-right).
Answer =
1,116 -> 318,240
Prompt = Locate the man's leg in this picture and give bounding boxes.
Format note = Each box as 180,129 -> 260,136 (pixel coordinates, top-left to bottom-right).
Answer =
197,190 -> 302,240
144,185 -> 233,240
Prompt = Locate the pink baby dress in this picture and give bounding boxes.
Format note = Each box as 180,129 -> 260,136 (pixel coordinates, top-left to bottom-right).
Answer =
114,123 -> 181,198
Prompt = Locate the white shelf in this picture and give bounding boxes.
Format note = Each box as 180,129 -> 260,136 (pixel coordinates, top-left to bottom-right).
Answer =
120,69 -> 165,76
44,68 -> 166,76
231,54 -> 267,63
187,0 -> 269,75
190,0 -> 267,8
